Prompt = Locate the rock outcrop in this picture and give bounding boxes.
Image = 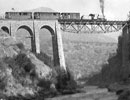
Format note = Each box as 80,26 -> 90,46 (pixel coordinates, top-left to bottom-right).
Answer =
0,30 -> 54,99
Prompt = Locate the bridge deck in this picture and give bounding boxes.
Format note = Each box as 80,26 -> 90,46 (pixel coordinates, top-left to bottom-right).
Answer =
0,19 -> 127,33
58,19 -> 127,25
0,19 -> 127,25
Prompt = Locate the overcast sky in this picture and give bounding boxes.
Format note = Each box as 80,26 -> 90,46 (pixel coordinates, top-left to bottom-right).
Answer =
0,0 -> 130,20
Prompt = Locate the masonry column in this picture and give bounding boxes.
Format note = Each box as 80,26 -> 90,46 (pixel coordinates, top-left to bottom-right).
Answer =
10,21 -> 17,41
55,21 -> 66,71
33,21 -> 40,53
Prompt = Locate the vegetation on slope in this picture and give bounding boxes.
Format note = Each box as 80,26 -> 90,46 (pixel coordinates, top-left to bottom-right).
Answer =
62,32 -> 117,80
2,29 -> 129,99
0,30 -> 79,99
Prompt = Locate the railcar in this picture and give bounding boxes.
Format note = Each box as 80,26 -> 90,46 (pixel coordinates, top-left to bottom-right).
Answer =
5,12 -> 32,20
5,11 -> 82,20
34,12 -> 60,20
60,13 -> 80,19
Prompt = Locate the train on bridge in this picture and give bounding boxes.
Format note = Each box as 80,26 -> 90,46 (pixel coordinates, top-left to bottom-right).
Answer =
4,11 -> 106,21
3,11 -> 126,33
1,0 -> 126,33
5,12 -> 80,20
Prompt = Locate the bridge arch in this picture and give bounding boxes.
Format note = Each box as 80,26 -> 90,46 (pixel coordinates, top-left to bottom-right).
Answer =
16,25 -> 35,52
40,25 -> 55,35
40,25 -> 59,66
1,26 -> 10,34
17,25 -> 33,36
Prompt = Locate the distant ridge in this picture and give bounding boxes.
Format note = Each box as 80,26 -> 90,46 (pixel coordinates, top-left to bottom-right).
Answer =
25,7 -> 56,12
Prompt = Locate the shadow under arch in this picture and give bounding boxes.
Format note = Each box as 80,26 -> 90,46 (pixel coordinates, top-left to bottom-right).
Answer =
17,25 -> 35,52
40,25 -> 59,67
41,25 -> 55,36
1,26 -> 10,34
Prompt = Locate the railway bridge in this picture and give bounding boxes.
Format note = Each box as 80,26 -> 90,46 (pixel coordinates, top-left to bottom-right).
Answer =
0,19 -> 66,70
0,19 -> 127,70
59,19 -> 127,33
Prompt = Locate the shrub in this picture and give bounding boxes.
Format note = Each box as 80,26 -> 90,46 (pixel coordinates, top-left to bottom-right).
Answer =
55,66 -> 78,94
4,52 -> 36,87
35,50 -> 78,94
16,42 -> 25,50
0,59 -> 8,91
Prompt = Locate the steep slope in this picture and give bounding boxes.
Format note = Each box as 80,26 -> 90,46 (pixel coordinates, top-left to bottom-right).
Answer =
38,30 -> 118,80
62,32 -> 118,80
0,30 -> 54,99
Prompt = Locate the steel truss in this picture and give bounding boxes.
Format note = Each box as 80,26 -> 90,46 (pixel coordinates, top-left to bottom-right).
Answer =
58,19 -> 126,33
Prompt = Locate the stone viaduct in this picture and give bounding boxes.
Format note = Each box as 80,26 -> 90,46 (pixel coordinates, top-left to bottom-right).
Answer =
0,20 -> 66,70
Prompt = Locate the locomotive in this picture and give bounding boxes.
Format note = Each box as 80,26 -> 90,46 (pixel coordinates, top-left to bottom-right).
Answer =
5,12 -> 80,20
81,14 -> 106,21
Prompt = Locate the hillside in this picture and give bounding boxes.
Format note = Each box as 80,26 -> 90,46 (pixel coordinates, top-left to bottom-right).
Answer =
62,31 -> 118,43
0,30 -> 56,99
0,29 -> 124,99
61,32 -> 118,80
25,7 -> 56,12
37,30 -> 118,80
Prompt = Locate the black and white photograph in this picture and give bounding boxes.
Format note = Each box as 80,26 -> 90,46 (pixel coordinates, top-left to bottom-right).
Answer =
0,0 -> 129,100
